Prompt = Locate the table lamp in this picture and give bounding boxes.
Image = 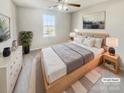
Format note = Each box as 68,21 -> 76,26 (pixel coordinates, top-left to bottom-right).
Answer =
69,32 -> 76,40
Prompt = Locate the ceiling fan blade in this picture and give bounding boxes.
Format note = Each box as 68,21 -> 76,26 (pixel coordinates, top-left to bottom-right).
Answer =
49,5 -> 58,9
53,5 -> 58,7
57,0 -> 63,3
67,3 -> 81,7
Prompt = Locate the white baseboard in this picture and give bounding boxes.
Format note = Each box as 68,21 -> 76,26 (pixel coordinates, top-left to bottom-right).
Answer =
30,48 -> 42,51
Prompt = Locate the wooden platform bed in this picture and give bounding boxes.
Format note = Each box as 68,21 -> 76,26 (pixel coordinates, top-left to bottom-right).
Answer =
40,32 -> 109,93
40,53 -> 102,93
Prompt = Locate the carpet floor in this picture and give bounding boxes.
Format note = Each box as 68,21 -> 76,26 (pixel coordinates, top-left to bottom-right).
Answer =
63,70 -> 101,93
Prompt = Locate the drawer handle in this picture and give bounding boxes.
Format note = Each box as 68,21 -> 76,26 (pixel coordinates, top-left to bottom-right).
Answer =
11,83 -> 13,87
16,69 -> 18,72
16,57 -> 18,59
10,66 -> 13,69
14,73 -> 16,77
10,72 -> 13,76
14,62 -> 16,64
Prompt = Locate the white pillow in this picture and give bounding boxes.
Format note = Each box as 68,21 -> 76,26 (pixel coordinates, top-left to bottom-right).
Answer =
83,37 -> 95,47
74,36 -> 85,43
94,38 -> 103,48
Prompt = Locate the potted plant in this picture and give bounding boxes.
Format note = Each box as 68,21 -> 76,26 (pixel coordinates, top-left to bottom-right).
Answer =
19,31 -> 33,54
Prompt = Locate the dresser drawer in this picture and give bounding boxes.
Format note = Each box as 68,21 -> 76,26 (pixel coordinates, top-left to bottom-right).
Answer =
9,83 -> 14,93
9,62 -> 17,75
9,76 -> 16,93
9,69 -> 19,93
0,46 -> 22,93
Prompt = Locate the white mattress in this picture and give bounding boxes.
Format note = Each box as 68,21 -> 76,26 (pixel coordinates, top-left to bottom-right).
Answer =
42,42 -> 104,84
42,48 -> 66,84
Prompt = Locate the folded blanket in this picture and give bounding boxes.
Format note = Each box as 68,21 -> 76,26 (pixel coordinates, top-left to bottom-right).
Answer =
52,43 -> 94,73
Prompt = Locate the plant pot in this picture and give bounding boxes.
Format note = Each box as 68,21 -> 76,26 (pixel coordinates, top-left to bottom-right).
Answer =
23,46 -> 30,54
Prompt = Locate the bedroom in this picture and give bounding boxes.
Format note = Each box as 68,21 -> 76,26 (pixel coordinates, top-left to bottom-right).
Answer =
0,0 -> 124,93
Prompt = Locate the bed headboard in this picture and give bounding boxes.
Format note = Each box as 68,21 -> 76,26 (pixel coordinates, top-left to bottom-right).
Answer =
77,31 -> 109,47
78,31 -> 109,38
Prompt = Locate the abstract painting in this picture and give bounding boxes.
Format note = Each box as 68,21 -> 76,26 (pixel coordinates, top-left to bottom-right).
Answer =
83,11 -> 105,29
0,13 -> 10,42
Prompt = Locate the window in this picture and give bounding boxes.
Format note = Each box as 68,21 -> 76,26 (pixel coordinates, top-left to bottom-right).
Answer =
43,15 -> 56,37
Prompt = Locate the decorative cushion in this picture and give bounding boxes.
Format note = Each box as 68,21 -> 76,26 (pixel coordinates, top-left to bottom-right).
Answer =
94,38 -> 103,48
74,35 -> 85,44
83,37 -> 95,47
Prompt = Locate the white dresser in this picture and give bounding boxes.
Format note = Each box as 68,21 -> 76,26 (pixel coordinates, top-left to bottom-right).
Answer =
0,46 -> 23,93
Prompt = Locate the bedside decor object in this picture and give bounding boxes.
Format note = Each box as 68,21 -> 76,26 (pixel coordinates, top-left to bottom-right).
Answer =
19,31 -> 33,54
74,29 -> 79,33
106,37 -> 118,56
3,47 -> 11,57
0,13 -> 10,42
69,32 -> 76,40
12,40 -> 18,51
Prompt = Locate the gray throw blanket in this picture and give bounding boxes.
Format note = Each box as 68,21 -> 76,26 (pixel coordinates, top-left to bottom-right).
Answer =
52,43 -> 94,73
64,43 -> 94,64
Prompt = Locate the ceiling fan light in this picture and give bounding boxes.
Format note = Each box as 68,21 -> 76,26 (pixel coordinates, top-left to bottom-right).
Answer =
65,0 -> 68,3
63,6 -> 68,10
65,8 -> 69,11
49,6 -> 54,9
58,4 -> 63,10
58,0 -> 63,2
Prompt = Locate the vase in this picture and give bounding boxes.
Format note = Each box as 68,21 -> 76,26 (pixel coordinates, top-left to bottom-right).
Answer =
3,47 -> 11,57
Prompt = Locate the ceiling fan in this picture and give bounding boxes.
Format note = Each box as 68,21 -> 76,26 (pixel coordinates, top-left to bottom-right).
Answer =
49,0 -> 81,11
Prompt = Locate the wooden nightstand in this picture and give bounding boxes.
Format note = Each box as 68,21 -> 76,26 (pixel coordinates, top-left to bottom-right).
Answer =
103,52 -> 120,74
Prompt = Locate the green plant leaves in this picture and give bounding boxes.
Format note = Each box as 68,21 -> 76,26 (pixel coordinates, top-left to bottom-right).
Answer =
19,31 -> 33,47
0,19 -> 6,30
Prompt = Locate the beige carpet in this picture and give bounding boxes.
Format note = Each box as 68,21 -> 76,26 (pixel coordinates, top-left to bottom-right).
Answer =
13,51 -> 43,93
63,70 -> 101,93
13,55 -> 34,93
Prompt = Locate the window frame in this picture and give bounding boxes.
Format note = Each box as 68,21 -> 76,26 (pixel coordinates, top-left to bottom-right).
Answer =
42,15 -> 56,37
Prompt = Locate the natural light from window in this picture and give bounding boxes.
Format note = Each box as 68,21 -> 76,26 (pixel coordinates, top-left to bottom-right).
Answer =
43,15 -> 56,37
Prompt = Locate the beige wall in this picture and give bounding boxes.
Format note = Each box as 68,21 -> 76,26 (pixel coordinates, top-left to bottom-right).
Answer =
0,0 -> 17,52
17,7 -> 71,50
71,0 -> 124,69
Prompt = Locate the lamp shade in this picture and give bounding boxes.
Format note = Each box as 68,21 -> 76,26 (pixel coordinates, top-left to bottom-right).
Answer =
74,29 -> 79,32
69,32 -> 76,38
106,37 -> 118,47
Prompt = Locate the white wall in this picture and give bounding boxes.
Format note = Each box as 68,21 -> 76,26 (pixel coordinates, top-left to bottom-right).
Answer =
71,0 -> 124,69
17,7 -> 71,50
0,0 -> 17,52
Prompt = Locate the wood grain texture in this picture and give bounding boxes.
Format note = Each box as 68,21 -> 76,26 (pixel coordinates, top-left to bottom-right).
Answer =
40,51 -> 103,93
103,52 -> 120,74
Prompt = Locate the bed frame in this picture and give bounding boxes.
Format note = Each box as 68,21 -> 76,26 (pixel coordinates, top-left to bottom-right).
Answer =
40,32 -> 109,93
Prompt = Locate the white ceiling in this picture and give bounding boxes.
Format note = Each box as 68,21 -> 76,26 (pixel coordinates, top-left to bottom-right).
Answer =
13,0 -> 112,12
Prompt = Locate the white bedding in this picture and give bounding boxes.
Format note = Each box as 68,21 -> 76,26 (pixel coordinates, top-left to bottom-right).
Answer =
42,42 -> 104,84
42,48 -> 66,84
